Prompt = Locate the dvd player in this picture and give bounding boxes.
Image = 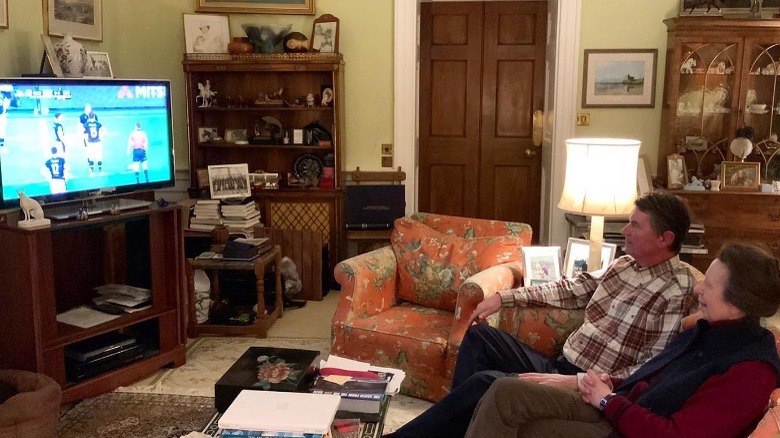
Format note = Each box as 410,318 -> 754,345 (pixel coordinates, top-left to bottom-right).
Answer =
46,198 -> 152,220
65,343 -> 145,381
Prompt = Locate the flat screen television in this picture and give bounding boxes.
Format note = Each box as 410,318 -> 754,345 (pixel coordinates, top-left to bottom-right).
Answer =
0,78 -> 175,209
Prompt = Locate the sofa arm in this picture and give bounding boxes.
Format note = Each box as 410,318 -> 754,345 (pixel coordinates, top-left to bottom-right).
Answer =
497,306 -> 585,358
333,246 -> 398,326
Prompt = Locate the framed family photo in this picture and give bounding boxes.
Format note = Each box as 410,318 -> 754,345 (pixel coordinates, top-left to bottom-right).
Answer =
310,14 -> 339,53
183,13 -> 229,54
198,127 -> 218,143
522,246 -> 561,286
582,49 -> 657,108
224,128 -> 248,143
667,153 -> 688,189
563,238 -> 618,278
721,161 -> 761,191
84,51 -> 113,78
208,163 -> 251,200
195,0 -> 315,15
44,0 -> 102,41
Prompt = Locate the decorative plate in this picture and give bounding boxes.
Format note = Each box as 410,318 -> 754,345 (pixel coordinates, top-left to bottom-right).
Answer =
294,154 -> 324,180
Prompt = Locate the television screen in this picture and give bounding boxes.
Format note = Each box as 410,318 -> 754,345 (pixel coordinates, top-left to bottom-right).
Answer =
0,78 -> 175,208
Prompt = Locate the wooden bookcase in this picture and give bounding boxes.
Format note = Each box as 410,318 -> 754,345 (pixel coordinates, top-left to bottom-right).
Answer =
182,53 -> 346,280
0,205 -> 187,403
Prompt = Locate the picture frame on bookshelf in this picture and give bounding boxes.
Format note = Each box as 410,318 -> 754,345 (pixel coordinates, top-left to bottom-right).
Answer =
522,246 -> 561,286
225,128 -> 248,143
198,127 -> 218,143
208,163 -> 251,200
310,14 -> 339,53
195,0 -> 315,15
44,0 -> 102,41
182,13 -> 229,54
563,238 -> 617,278
721,161 -> 761,191
667,153 -> 687,189
84,51 -> 113,78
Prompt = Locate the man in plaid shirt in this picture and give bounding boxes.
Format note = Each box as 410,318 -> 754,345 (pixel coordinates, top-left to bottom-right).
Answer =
385,192 -> 698,438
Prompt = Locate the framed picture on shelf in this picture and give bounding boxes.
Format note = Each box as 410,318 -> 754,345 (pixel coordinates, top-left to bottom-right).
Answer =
720,0 -> 780,16
195,0 -> 315,15
208,163 -> 251,200
40,34 -> 64,77
182,13 -> 229,54
225,128 -> 248,143
310,14 -> 339,53
666,153 -> 687,189
582,49 -> 657,108
84,51 -> 113,78
44,0 -> 102,41
198,127 -> 218,143
522,246 -> 561,286
721,161 -> 761,191
563,238 -> 618,278
0,0 -> 8,29
637,154 -> 653,195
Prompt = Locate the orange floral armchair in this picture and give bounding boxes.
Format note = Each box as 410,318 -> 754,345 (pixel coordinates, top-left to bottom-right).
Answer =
331,212 -> 532,402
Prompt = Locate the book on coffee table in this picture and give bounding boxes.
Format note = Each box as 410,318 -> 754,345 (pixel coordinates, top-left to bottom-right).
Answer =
218,390 -> 340,435
309,372 -> 391,415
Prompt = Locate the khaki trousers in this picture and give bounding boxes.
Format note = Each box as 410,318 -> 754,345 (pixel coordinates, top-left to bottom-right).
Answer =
464,377 -> 614,438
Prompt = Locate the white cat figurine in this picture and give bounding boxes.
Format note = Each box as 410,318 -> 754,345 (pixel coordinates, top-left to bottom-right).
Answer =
17,190 -> 50,228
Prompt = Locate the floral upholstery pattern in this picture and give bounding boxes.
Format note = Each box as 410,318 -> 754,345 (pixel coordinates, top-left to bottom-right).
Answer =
332,212 -> 532,402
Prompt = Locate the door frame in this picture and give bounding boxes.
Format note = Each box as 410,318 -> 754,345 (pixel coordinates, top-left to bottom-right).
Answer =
393,0 -> 581,246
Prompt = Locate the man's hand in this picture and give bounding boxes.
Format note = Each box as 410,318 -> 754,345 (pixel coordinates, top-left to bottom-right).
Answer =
579,370 -> 613,408
469,293 -> 502,324
518,373 -> 578,391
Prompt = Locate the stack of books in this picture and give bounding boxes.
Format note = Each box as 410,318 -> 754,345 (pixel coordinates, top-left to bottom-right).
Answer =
190,199 -> 223,231
218,390 -> 340,438
309,371 -> 391,420
221,201 -> 262,235
681,222 -> 707,255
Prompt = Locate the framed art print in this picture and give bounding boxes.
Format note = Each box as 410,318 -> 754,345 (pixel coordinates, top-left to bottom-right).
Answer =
563,238 -> 618,278
84,51 -> 113,78
522,246 -> 561,286
582,49 -> 658,108
183,13 -> 229,54
208,163 -> 251,199
195,0 -> 315,15
667,153 -> 687,189
44,0 -> 102,41
310,14 -> 339,53
721,161 -> 760,191
40,34 -> 64,77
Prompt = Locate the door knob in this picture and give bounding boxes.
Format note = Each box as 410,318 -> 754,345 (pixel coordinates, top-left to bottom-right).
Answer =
525,149 -> 537,157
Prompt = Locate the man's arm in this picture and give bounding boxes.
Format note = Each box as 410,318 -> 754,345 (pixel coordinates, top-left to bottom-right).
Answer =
501,270 -> 603,309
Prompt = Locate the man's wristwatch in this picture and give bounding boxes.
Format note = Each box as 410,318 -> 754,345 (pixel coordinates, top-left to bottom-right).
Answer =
599,393 -> 616,411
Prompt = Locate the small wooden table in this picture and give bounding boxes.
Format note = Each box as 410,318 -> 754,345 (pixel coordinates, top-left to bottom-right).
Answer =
186,245 -> 282,338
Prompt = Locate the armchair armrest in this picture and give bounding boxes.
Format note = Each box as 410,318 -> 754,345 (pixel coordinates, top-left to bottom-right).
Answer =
333,246 -> 398,327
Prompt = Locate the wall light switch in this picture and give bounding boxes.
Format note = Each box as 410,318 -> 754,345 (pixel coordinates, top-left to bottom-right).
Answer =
381,143 -> 394,155
576,113 -> 591,126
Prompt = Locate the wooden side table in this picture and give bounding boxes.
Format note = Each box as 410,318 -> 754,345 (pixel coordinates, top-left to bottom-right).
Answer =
186,245 -> 282,338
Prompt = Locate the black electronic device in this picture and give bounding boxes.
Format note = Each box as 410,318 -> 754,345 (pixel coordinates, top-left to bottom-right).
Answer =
64,331 -> 139,362
65,343 -> 145,381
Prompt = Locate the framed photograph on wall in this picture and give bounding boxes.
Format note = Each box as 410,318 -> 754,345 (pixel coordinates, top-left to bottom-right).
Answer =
721,161 -> 761,191
44,0 -> 102,41
0,0 -> 8,29
563,238 -> 618,278
182,13 -> 229,54
208,163 -> 251,200
84,51 -> 113,78
582,49 -> 658,108
666,153 -> 688,189
40,34 -> 64,77
195,0 -> 315,15
522,246 -> 561,286
310,14 -> 339,53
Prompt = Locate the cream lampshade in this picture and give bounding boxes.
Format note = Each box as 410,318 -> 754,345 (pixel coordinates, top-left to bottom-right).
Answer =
558,138 -> 641,272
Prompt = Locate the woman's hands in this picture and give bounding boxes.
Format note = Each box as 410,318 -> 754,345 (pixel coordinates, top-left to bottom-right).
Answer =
579,370 -> 614,408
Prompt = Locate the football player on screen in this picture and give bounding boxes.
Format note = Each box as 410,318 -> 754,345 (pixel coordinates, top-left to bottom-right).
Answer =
83,112 -> 104,175
42,146 -> 68,194
127,122 -> 149,183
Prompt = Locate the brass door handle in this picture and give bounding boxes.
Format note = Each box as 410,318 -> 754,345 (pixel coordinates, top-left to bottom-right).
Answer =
525,149 -> 537,157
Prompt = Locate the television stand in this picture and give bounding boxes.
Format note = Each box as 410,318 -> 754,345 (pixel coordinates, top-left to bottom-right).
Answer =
46,198 -> 152,221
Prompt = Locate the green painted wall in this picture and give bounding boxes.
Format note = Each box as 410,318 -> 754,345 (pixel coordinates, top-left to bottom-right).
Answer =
0,0 -> 392,173
577,0 -> 679,178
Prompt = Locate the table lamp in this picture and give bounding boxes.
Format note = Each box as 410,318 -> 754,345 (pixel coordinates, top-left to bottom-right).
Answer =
558,138 -> 641,272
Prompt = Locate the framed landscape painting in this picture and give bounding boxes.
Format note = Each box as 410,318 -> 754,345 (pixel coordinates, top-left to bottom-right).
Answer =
195,0 -> 315,15
582,49 -> 658,108
44,0 -> 102,41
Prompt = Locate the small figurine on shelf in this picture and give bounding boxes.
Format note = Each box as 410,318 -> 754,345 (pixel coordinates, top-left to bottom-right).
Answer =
17,190 -> 51,229
196,80 -> 217,108
305,93 -> 315,107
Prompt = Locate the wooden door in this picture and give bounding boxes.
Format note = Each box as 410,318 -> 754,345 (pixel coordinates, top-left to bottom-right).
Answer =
419,1 -> 547,235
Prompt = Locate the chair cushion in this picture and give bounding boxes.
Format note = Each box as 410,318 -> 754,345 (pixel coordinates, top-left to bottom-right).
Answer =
391,218 -> 526,311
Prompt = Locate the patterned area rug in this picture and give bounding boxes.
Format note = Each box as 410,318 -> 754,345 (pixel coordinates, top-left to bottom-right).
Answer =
58,392 -> 214,438
115,337 -> 432,433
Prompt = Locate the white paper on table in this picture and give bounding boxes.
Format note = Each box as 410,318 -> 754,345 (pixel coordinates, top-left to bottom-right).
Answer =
367,365 -> 406,395
320,355 -> 406,395
56,306 -> 121,328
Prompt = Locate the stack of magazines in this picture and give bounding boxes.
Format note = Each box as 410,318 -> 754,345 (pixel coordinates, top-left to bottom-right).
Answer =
92,284 -> 151,314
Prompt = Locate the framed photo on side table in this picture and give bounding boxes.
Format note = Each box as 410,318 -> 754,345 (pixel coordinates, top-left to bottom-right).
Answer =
208,163 -> 251,200
310,14 -> 339,53
183,13 -> 229,54
721,161 -> 761,191
522,246 -> 561,286
563,238 -> 618,278
666,153 -> 687,189
44,0 -> 102,41
84,51 -> 113,78
582,49 -> 657,108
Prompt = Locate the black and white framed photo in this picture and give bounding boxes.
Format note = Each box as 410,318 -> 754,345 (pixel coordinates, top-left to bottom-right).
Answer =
0,0 -> 8,29
522,246 -> 561,286
582,49 -> 658,108
84,51 -> 112,78
198,127 -> 218,143
44,0 -> 102,41
225,128 -> 248,143
208,163 -> 251,200
310,14 -> 339,53
183,13 -> 229,54
563,238 -> 618,278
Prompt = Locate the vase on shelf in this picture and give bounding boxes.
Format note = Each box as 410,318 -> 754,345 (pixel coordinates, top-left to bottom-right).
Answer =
750,0 -> 763,18
228,37 -> 254,55
54,34 -> 87,78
